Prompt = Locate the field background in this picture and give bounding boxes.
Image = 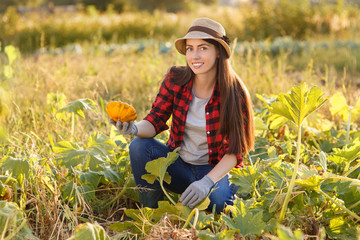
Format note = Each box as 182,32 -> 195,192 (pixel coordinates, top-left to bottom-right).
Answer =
0,0 -> 360,239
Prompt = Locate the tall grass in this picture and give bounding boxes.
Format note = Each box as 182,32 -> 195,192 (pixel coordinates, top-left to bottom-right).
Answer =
3,42 -> 358,157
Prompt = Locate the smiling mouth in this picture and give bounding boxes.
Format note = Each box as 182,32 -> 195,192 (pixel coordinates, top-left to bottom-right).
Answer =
192,63 -> 203,68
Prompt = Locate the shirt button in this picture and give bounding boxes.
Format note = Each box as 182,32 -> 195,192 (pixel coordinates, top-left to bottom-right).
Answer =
209,150 -> 212,153
207,131 -> 210,134
206,112 -> 209,115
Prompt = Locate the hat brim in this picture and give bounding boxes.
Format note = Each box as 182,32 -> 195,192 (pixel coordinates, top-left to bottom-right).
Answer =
175,31 -> 231,58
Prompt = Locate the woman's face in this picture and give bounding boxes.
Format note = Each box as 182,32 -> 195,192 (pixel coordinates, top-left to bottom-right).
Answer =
185,39 -> 218,77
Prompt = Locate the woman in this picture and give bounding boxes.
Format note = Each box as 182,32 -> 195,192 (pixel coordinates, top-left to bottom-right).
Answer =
110,17 -> 254,213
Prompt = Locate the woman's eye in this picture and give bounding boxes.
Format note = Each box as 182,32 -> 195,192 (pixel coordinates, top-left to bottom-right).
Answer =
186,47 -> 192,52
200,47 -> 207,50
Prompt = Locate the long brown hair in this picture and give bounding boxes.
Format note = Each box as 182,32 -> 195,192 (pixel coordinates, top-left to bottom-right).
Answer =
172,39 -> 255,157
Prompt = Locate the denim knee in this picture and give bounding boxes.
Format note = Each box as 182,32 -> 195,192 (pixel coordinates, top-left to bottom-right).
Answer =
208,179 -> 237,213
129,137 -> 145,157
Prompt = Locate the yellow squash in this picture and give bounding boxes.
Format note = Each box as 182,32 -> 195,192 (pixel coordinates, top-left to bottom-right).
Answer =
106,101 -> 137,122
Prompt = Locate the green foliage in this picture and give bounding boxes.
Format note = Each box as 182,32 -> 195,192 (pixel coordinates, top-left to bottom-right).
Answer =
67,222 -> 110,240
270,83 -> 328,127
141,148 -> 180,205
59,98 -> 98,118
276,224 -> 304,240
53,133 -> 114,171
0,201 -> 37,240
269,83 -> 328,222
221,200 -> 266,237
329,92 -> 360,122
0,157 -> 30,185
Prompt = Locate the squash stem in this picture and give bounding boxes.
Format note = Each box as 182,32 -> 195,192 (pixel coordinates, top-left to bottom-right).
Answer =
318,188 -> 360,221
279,125 -> 302,223
182,208 -> 199,229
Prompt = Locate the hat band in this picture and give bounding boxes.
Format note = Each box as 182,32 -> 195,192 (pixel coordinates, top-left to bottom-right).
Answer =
187,26 -> 230,45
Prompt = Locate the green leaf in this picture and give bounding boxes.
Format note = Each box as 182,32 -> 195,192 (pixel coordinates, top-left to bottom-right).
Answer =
295,175 -> 323,192
70,222 -> 111,240
4,45 -> 19,64
277,224 -> 304,240
328,140 -> 360,165
0,200 -> 36,239
195,197 -> 211,211
270,83 -> 328,127
221,200 -> 265,237
268,114 -> 288,130
319,151 -> 328,173
142,148 -> 179,187
198,229 -> 237,240
54,133 -> 114,171
109,221 -> 139,232
328,91 -> 360,122
229,166 -> 261,193
0,157 -> 30,185
141,174 -> 156,184
144,151 -> 178,182
59,98 -> 98,118
255,116 -> 268,131
80,171 -> 101,189
101,167 -> 122,184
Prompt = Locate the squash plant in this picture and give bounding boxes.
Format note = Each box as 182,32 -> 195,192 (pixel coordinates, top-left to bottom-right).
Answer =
269,82 -> 328,222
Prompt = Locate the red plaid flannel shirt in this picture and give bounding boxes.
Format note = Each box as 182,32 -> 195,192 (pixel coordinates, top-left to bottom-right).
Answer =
144,67 -> 244,168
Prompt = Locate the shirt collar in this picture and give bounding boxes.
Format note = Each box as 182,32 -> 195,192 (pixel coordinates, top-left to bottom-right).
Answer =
183,78 -> 220,103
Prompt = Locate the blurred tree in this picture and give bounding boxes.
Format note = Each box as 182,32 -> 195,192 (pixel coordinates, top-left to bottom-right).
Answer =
0,0 -> 43,10
133,0 -> 188,12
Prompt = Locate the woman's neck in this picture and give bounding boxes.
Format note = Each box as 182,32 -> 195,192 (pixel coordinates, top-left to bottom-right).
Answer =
192,74 -> 216,99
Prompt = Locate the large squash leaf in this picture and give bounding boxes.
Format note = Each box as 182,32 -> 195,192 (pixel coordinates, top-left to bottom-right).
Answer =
221,200 -> 266,237
270,83 -> 328,127
142,148 -> 180,186
67,222 -> 110,240
59,98 -> 98,118
0,157 -> 30,185
53,133 -> 114,171
329,92 -> 360,122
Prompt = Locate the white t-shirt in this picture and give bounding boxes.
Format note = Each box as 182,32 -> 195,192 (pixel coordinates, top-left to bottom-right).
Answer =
179,91 -> 210,165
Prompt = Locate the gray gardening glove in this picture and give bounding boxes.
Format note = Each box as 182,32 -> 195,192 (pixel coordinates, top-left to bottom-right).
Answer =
109,119 -> 138,135
179,175 -> 215,208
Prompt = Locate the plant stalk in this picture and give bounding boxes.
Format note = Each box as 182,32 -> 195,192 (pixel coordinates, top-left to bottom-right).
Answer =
325,175 -> 360,185
182,208 -> 199,229
104,177 -> 131,208
160,180 -> 176,206
71,112 -> 75,140
318,188 -> 360,221
346,107 -> 352,144
279,125 -> 302,223
344,161 -> 360,177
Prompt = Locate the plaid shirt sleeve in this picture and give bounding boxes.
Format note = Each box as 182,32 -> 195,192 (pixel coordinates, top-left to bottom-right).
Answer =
143,71 -> 174,134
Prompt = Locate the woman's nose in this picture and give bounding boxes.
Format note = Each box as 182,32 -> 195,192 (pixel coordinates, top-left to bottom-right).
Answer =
193,49 -> 200,58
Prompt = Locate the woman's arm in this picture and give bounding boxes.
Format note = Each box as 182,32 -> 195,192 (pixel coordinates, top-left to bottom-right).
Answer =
207,154 -> 237,182
135,120 -> 156,138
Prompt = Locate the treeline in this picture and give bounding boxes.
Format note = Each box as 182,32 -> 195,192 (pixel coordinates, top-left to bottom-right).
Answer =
0,0 -> 359,52
0,0 -> 216,13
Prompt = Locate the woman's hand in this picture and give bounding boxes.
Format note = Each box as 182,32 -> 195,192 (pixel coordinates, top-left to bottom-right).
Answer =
109,119 -> 138,135
179,175 -> 215,208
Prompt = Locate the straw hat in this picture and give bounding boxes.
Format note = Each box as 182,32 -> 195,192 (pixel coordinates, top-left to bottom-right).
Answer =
175,17 -> 231,57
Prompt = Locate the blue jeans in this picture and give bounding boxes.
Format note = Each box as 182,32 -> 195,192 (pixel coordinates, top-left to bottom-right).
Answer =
129,137 -> 238,213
